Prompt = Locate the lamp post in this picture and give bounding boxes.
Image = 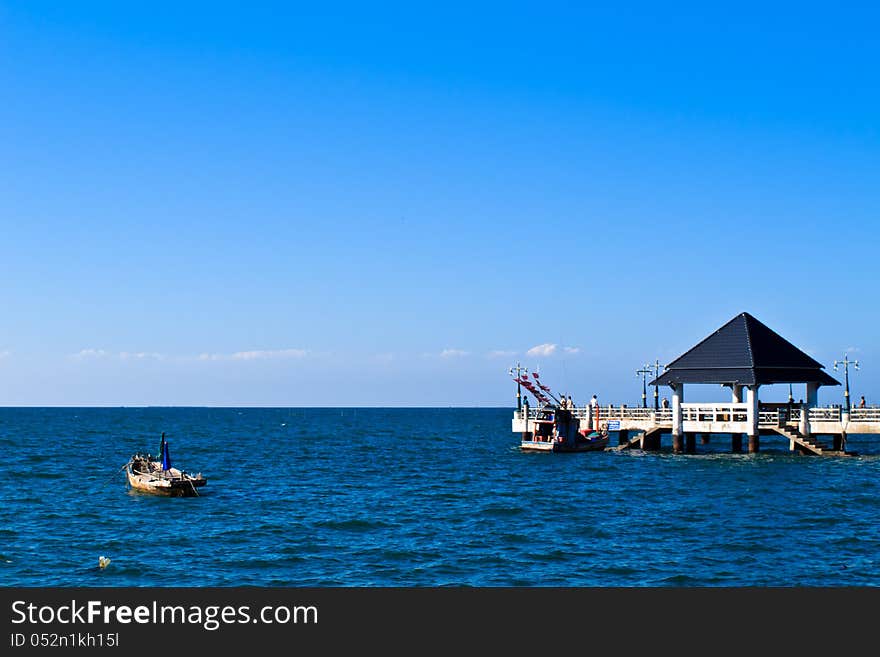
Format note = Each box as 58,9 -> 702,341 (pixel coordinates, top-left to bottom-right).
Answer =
652,359 -> 661,410
509,362 -> 529,411
636,365 -> 652,409
833,355 -> 859,411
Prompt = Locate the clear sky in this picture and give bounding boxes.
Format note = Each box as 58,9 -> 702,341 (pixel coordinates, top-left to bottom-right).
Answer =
1,2 -> 877,406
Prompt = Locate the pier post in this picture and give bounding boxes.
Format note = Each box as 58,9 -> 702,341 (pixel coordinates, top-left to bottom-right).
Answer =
731,434 -> 743,453
672,433 -> 684,453
671,383 -> 683,454
746,385 -> 759,453
618,429 -> 630,446
806,382 -> 818,409
731,385 -> 743,403
801,382 -> 819,438
641,431 -> 660,450
748,434 -> 760,453
685,432 -> 696,454
832,434 -> 842,451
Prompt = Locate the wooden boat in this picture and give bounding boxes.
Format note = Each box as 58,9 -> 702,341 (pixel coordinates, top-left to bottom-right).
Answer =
125,433 -> 207,497
511,370 -> 608,453
520,406 -> 609,452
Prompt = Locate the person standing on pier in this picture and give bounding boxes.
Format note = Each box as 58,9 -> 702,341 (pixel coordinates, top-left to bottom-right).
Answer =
859,395 -> 866,408
588,394 -> 598,430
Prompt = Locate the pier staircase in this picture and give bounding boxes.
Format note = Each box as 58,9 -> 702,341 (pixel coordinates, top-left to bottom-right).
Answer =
612,427 -> 663,452
611,434 -> 641,452
770,426 -> 828,455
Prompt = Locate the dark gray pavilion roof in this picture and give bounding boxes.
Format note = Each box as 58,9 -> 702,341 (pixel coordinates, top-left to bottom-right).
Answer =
649,312 -> 840,387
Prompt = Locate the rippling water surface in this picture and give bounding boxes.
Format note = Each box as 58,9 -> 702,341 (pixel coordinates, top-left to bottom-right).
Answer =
1,408 -> 878,586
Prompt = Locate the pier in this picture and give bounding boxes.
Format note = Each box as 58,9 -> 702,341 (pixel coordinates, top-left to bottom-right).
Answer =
513,404 -> 880,455
511,312 -> 880,455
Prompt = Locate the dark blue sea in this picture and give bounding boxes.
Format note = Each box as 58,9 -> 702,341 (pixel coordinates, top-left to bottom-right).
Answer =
1,408 -> 878,587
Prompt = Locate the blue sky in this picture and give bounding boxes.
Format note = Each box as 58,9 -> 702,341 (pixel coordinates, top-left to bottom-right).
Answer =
0,2 -> 877,406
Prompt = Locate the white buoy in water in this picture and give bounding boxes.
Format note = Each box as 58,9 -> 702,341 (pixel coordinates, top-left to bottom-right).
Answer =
98,556 -> 111,569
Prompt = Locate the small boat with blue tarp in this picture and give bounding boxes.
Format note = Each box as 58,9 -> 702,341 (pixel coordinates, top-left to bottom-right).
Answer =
125,432 -> 207,496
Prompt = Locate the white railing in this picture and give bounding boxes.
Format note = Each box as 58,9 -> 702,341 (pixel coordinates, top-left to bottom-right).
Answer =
681,403 -> 749,423
596,407 -> 657,421
758,411 -> 779,426
519,406 -> 672,423
847,408 -> 880,422
517,404 -> 880,425
809,407 -> 841,422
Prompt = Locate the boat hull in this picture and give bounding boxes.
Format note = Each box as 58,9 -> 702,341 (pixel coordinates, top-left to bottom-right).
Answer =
126,467 -> 207,497
520,438 -> 608,453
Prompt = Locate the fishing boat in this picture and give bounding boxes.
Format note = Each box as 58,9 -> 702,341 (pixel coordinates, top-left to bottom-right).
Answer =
512,370 -> 609,453
125,433 -> 207,496
520,406 -> 609,452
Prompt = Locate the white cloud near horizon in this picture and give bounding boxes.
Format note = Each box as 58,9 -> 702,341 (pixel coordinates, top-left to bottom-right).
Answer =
525,343 -> 581,357
420,348 -> 471,359
71,348 -> 109,359
71,349 -> 166,361
440,348 -> 469,358
69,348 -> 307,362
198,348 -> 309,361
527,343 -> 557,357
0,350 -> 10,359
120,351 -> 166,361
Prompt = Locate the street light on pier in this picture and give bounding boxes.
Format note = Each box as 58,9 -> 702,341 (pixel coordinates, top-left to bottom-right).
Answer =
509,362 -> 529,411
833,355 -> 859,411
652,359 -> 661,410
636,365 -> 653,409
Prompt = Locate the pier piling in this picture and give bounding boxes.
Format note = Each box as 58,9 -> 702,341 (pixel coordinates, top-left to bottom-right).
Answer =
731,434 -> 743,453
672,433 -> 684,454
641,431 -> 661,451
748,434 -> 760,453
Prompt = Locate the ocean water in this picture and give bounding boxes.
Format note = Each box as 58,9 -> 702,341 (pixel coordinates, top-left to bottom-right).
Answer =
1,407 -> 878,587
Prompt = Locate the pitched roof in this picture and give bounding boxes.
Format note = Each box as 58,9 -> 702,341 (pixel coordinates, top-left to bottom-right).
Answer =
649,312 -> 840,387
